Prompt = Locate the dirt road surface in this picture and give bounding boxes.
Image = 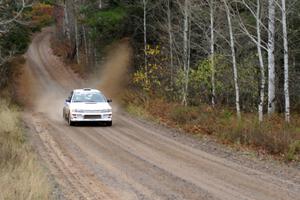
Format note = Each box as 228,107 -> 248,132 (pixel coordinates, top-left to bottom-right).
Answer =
23,28 -> 300,200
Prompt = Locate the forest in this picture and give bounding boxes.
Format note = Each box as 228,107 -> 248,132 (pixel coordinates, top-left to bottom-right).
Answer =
51,0 -> 300,120
1,0 -> 300,159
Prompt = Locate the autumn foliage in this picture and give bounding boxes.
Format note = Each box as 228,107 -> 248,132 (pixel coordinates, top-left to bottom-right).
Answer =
26,3 -> 54,31
123,94 -> 300,161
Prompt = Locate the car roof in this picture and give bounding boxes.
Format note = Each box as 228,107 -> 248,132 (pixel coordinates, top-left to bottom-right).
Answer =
73,88 -> 101,93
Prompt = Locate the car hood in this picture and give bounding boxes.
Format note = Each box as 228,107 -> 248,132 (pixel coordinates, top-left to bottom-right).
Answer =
70,102 -> 111,110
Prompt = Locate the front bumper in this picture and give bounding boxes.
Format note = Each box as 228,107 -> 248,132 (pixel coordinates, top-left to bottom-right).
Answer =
70,112 -> 112,122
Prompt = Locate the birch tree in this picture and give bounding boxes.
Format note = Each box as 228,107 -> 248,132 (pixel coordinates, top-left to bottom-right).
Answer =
267,0 -> 276,114
237,0 -> 266,122
210,0 -> 216,107
256,0 -> 266,122
223,0 -> 241,119
82,25 -> 88,65
98,0 -> 102,9
63,0 -> 71,40
142,0 -> 148,76
281,0 -> 290,122
166,0 -> 174,86
74,17 -> 80,64
182,0 -> 191,106
69,0 -> 81,64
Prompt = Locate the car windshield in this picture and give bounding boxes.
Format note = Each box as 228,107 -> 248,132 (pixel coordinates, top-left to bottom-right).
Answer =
72,92 -> 106,103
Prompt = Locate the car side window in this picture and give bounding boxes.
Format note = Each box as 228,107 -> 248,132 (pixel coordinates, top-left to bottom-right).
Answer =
67,91 -> 73,102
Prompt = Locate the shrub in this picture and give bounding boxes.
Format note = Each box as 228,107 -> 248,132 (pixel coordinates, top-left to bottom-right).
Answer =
169,106 -> 199,124
0,24 -> 31,54
126,104 -> 149,118
26,3 -> 54,32
123,92 -> 300,160
220,116 -> 299,156
286,140 -> 300,161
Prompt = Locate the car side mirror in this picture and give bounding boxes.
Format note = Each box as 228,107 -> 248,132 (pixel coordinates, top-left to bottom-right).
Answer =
65,99 -> 70,103
107,99 -> 112,103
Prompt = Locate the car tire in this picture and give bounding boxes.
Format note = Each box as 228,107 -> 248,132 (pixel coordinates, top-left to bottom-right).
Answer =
106,121 -> 112,127
68,112 -> 74,126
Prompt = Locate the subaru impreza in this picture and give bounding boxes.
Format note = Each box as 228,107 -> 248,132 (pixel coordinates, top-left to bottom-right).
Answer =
63,88 -> 112,126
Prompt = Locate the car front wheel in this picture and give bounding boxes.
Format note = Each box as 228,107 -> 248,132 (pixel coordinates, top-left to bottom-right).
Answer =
68,112 -> 74,126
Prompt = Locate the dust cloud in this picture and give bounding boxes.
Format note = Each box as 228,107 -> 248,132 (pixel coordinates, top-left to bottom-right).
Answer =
89,38 -> 133,101
20,34 -> 133,121
34,88 -> 67,121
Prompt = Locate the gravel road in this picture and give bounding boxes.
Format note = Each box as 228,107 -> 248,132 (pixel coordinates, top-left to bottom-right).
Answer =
23,28 -> 300,200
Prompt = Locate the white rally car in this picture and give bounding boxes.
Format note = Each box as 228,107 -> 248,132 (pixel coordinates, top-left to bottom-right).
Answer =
63,88 -> 112,126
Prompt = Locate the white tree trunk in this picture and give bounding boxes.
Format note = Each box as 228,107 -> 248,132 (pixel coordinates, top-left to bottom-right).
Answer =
182,0 -> 190,106
281,0 -> 290,122
167,0 -> 174,86
82,25 -> 88,65
143,0 -> 148,75
74,18 -> 80,64
223,0 -> 241,119
256,0 -> 265,122
94,47 -> 98,66
210,0 -> 216,107
88,38 -> 92,66
99,0 -> 102,9
63,1 -> 70,40
238,0 -> 266,121
267,0 -> 276,114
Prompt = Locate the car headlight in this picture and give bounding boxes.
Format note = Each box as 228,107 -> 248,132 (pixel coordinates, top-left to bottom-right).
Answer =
101,109 -> 112,113
72,109 -> 84,113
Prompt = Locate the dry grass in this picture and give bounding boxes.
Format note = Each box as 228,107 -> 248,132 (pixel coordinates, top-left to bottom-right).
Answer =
123,95 -> 300,161
0,101 -> 51,200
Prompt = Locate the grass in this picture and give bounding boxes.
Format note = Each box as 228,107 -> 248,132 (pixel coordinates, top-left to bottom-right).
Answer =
123,94 -> 300,162
126,104 -> 150,119
286,140 -> 300,161
0,100 -> 51,200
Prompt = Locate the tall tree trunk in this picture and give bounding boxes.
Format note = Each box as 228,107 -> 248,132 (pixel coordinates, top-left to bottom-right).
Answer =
63,0 -> 70,40
223,0 -> 241,119
143,0 -> 148,77
88,38 -> 94,67
182,0 -> 190,106
62,3 -> 66,36
281,0 -> 290,122
210,0 -> 216,107
256,0 -> 265,122
167,0 -> 174,86
82,25 -> 88,65
74,18 -> 80,64
267,0 -> 276,114
98,0 -> 102,9
94,47 -> 98,66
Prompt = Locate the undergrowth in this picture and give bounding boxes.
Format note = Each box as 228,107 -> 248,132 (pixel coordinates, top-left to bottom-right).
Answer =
123,93 -> 300,162
0,101 -> 51,199
50,36 -> 87,77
